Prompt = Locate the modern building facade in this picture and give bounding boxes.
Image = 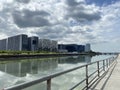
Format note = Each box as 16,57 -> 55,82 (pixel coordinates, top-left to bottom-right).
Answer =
0,34 -> 90,53
7,34 -> 28,51
58,44 -> 85,53
50,40 -> 58,52
77,45 -> 85,52
58,44 -> 66,50
0,34 -> 58,52
38,39 -> 58,52
39,39 -> 51,51
85,43 -> 91,52
65,44 -> 78,52
28,36 -> 39,51
0,39 -> 7,50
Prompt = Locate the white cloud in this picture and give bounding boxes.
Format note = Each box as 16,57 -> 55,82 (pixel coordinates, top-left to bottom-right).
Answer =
0,0 -> 120,51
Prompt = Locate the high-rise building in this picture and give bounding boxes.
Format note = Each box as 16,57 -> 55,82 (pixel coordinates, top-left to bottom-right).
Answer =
7,34 -> 28,51
0,39 -> 7,50
28,36 -> 39,51
85,43 -> 91,52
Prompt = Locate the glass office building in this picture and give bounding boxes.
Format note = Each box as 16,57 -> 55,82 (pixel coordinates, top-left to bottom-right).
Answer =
0,34 -> 58,52
7,34 -> 28,51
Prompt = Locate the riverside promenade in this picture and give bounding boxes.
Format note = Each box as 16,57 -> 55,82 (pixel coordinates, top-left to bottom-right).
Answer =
91,54 -> 120,90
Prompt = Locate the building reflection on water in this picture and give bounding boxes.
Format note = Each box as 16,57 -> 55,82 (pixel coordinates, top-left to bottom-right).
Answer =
0,58 -> 58,77
0,55 -> 92,77
58,55 -> 92,64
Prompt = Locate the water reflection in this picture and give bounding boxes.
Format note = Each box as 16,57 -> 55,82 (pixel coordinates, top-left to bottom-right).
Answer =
58,55 -> 91,64
0,55 -> 92,89
0,59 -> 58,77
0,55 -> 92,77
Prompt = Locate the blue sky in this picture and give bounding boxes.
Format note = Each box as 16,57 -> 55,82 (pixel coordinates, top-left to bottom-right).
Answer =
86,0 -> 119,6
0,0 -> 120,52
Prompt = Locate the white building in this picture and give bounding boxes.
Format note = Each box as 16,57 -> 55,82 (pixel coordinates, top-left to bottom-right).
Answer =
7,34 -> 28,51
85,43 -> 91,52
50,40 -> 58,52
39,39 -> 58,52
39,39 -> 51,51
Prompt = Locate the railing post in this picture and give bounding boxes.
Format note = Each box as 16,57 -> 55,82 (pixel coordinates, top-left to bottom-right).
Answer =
103,60 -> 105,71
86,65 -> 88,89
97,61 -> 100,77
109,59 -> 111,65
47,79 -> 51,90
106,59 -> 108,68
107,59 -> 109,67
108,59 -> 110,66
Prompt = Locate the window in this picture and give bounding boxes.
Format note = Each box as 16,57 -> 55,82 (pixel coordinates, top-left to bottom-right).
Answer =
32,40 -> 37,44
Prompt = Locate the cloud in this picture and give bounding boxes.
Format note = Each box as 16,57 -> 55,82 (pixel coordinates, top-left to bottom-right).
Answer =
12,9 -> 51,28
15,0 -> 30,3
64,0 -> 101,22
0,0 -> 120,52
31,24 -> 69,40
89,1 -> 120,44
0,0 -> 102,44
66,0 -> 81,6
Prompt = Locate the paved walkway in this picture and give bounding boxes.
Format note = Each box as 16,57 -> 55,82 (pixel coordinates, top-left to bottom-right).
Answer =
92,54 -> 120,90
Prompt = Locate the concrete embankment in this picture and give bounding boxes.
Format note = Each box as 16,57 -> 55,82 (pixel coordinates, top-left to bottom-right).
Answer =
0,53 -> 88,60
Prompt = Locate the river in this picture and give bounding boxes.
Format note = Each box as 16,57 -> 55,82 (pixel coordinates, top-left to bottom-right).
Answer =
0,55 -> 115,90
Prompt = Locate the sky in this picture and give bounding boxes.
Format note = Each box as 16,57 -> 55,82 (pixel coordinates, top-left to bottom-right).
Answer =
0,0 -> 120,52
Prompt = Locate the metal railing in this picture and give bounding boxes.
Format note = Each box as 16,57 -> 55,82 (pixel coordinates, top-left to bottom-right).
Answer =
3,55 -> 118,90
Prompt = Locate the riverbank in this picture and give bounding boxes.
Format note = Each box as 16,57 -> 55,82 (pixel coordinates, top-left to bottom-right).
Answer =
0,53 -> 93,61
0,51 -> 116,61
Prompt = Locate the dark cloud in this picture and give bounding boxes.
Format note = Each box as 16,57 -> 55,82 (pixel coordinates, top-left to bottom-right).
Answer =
21,10 -> 50,17
16,0 -> 30,3
66,0 -> 80,6
68,11 -> 101,21
31,25 -> 69,40
12,10 -> 51,28
65,0 -> 101,21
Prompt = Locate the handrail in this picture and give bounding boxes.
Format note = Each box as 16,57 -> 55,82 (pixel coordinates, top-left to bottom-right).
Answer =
3,55 -> 118,90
